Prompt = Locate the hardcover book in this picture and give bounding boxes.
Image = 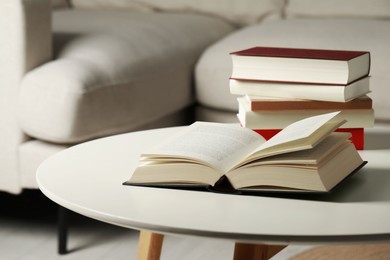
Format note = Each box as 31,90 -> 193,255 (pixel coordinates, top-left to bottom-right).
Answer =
229,77 -> 370,102
230,46 -> 370,85
237,96 -> 375,129
124,112 -> 366,193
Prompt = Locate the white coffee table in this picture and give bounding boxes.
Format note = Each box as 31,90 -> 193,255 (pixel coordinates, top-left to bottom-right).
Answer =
36,126 -> 390,260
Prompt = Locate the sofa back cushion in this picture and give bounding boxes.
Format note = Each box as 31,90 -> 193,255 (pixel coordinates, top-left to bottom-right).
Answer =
19,10 -> 235,143
70,0 -> 286,26
286,0 -> 390,19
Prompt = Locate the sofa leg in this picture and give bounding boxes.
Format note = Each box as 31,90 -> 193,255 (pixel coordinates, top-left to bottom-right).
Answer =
58,205 -> 69,254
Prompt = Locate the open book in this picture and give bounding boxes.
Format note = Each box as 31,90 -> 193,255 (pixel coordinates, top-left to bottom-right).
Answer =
124,112 -> 366,193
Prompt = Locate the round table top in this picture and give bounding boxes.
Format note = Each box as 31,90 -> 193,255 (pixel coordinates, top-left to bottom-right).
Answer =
37,126 -> 390,244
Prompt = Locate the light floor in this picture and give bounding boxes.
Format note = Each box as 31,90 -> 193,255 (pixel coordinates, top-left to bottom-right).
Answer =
1,190 -> 314,260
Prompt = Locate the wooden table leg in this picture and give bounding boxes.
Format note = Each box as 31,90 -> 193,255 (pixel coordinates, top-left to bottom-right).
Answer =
137,230 -> 164,260
233,243 -> 286,260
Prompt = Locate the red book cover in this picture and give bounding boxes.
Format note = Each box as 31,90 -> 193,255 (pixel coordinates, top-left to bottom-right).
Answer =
253,128 -> 364,150
230,46 -> 369,61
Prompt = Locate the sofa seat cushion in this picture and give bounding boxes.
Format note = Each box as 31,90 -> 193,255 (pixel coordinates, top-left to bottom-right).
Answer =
195,18 -> 390,121
18,9 -> 235,144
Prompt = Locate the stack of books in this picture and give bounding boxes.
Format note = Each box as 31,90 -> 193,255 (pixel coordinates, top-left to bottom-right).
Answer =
229,46 -> 375,150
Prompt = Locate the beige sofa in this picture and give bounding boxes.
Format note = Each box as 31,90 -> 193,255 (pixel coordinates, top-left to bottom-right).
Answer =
1,0 -> 390,194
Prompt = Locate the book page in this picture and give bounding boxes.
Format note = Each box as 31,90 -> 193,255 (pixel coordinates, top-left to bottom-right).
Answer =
247,111 -> 342,159
142,122 -> 265,173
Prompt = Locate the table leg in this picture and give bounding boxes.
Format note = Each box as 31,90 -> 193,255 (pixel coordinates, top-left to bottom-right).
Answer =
233,243 -> 286,260
137,230 -> 164,260
58,206 -> 69,255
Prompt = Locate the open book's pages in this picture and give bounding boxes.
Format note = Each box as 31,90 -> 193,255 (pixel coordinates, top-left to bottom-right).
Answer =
137,122 -> 265,174
226,132 -> 364,192
128,122 -> 265,186
239,111 -> 345,164
127,161 -> 224,187
125,112 -> 365,193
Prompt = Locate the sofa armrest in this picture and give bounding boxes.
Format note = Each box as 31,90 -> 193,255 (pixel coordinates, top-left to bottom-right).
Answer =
0,0 -> 52,193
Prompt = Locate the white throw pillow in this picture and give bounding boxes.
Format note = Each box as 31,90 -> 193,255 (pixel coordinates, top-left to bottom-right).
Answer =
286,0 -> 390,19
70,0 -> 286,26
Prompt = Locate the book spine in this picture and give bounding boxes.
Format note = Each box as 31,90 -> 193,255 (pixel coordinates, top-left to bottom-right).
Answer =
248,97 -> 372,111
253,128 -> 364,150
